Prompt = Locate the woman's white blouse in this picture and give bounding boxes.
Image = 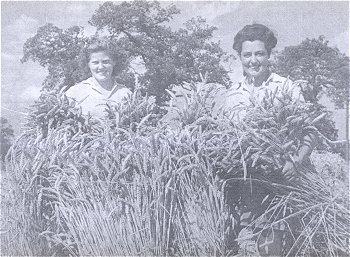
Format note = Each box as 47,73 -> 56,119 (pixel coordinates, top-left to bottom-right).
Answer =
65,77 -> 131,117
219,73 -> 304,120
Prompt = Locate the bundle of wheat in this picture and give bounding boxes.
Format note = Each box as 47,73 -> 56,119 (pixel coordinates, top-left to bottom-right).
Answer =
2,81 -> 348,257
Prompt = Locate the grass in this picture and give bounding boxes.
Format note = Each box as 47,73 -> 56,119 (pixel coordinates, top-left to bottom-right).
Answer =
1,81 -> 349,256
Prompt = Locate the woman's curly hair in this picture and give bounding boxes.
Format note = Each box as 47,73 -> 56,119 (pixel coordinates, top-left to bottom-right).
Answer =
79,36 -> 128,77
233,24 -> 277,56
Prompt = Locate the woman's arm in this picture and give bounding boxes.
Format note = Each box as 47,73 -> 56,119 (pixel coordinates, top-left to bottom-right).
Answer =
282,132 -> 317,181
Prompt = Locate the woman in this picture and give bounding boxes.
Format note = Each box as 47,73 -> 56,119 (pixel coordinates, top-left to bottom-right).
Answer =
223,24 -> 316,256
65,37 -> 132,117
226,23 -> 314,180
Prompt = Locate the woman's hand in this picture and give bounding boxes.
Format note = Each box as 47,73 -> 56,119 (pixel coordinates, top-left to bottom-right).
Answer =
282,133 -> 316,181
281,158 -> 301,181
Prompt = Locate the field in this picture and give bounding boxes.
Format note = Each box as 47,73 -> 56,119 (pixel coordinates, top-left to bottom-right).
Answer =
1,81 -> 349,256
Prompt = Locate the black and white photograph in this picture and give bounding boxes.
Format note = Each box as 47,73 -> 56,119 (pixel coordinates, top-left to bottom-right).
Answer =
1,1 -> 349,256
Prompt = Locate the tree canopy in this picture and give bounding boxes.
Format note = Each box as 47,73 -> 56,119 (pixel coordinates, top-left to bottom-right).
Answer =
272,36 -> 349,108
21,0 -> 231,104
21,24 -> 87,89
21,2 -> 348,107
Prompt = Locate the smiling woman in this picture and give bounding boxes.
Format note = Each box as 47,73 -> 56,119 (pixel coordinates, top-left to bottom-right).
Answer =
233,24 -> 276,85
229,24 -> 303,105
88,51 -> 116,90
222,23 -> 319,257
239,40 -> 270,85
221,24 -> 304,122
65,37 -> 132,117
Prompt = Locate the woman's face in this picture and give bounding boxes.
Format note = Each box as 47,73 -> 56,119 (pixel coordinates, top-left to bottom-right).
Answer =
88,51 -> 115,82
240,40 -> 269,79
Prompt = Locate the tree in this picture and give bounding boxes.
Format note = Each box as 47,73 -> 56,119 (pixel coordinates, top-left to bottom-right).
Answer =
0,117 -> 15,161
272,36 -> 349,108
21,24 -> 88,89
90,1 -> 229,100
89,0 -> 231,102
22,1 -> 231,104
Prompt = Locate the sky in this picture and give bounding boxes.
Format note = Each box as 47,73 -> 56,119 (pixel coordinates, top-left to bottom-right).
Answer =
1,1 -> 349,136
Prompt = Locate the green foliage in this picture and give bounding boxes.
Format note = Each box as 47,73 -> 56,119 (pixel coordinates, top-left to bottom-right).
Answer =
3,81 -> 348,256
90,1 -> 231,103
21,24 -> 87,89
21,1 -> 231,104
0,117 -> 14,161
272,36 -> 349,108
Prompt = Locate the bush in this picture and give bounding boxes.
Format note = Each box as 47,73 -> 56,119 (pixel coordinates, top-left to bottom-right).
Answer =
0,117 -> 14,161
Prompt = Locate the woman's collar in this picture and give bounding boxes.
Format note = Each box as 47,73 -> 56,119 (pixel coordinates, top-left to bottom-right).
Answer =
91,77 -> 115,92
243,71 -> 274,87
